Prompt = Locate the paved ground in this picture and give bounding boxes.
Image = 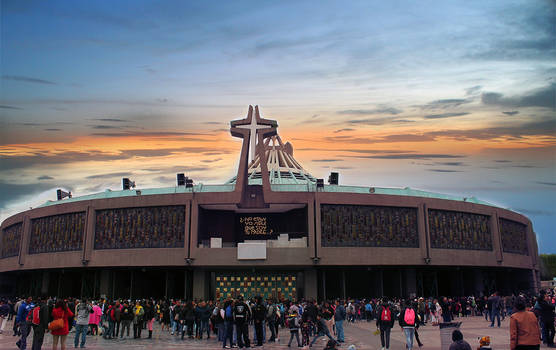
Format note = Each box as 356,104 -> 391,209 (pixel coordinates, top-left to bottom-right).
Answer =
0,316 -> 551,349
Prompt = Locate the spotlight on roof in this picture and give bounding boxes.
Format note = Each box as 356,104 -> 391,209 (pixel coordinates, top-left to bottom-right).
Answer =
56,189 -> 72,201
177,173 -> 186,186
328,172 -> 339,185
122,178 -> 136,190
316,179 -> 324,189
185,177 -> 194,188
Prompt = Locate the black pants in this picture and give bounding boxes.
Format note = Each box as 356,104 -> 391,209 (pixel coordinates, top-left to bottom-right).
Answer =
133,321 -> 143,338
380,326 -> 391,349
543,319 -> 555,345
267,320 -> 276,341
236,321 -> 250,348
414,328 -> 423,346
515,346 -> 540,350
31,325 -> 45,350
254,320 -> 263,345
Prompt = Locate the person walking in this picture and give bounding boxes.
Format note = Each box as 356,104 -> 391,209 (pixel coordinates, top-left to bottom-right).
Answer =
489,292 -> 502,328
376,299 -> 394,350
510,296 -> 541,350
222,300 -> 235,348
89,302 -> 101,336
537,291 -> 555,347
144,301 -> 155,339
16,296 -> 34,350
309,314 -> 336,347
74,299 -> 92,348
0,299 -> 9,334
31,296 -> 49,350
334,300 -> 346,343
51,299 -> 74,350
195,300 -> 211,340
287,310 -> 302,347
252,297 -> 266,346
399,300 -> 417,350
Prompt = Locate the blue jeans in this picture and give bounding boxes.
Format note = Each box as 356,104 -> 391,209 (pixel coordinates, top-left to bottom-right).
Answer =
74,324 -> 87,348
403,327 -> 415,349
309,328 -> 335,346
490,310 -> 500,327
336,320 -> 344,342
223,320 -> 234,347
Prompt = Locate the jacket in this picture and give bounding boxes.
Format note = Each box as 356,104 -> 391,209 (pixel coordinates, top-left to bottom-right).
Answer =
75,303 -> 92,326
51,306 -> 74,336
334,305 -> 346,321
510,310 -> 541,350
449,340 -> 472,350
398,307 -> 417,328
376,304 -> 395,329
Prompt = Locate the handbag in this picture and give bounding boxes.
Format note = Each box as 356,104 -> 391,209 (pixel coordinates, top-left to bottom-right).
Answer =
48,318 -> 64,331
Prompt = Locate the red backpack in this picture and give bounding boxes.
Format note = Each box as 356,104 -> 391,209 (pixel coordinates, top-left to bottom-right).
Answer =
381,306 -> 391,321
26,306 -> 40,325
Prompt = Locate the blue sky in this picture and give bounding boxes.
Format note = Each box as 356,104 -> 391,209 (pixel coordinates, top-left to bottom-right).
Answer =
1,0 -> 555,252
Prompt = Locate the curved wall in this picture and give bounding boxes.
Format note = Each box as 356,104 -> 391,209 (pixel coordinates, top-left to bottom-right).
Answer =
0,189 -> 539,276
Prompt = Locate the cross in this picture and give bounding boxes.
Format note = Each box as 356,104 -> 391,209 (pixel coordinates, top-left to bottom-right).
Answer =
237,114 -> 272,163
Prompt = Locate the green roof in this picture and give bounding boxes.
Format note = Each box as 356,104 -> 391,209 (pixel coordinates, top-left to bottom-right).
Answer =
39,183 -> 497,208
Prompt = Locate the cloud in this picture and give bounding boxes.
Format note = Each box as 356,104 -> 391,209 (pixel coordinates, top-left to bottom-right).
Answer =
426,169 -> 463,173
201,158 -> 222,163
0,105 -> 23,110
494,160 -> 512,163
44,128 -> 62,131
337,107 -> 403,115
90,131 -> 208,137
420,99 -> 471,109
423,112 -> 470,119
481,83 -> 555,109
344,117 -> 413,126
511,208 -> 555,216
2,75 -> 56,85
534,181 -> 556,186
312,159 -> 341,162
465,86 -> 482,96
502,111 -> 519,116
345,154 -> 465,160
86,172 -> 131,179
91,118 -> 128,122
333,128 -> 355,133
90,125 -> 123,129
37,175 -> 54,180
434,162 -> 466,166
0,181 -> 55,209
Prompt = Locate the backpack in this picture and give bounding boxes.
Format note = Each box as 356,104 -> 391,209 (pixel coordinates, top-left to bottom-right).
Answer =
404,308 -> 415,325
288,315 -> 298,329
26,306 -> 39,324
381,306 -> 391,322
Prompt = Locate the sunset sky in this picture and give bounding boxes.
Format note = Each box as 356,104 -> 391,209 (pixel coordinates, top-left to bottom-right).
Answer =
1,1 -> 555,251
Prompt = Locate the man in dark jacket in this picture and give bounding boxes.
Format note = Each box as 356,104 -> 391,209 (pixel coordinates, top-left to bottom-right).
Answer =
252,297 -> 266,346
488,292 -> 501,328
31,297 -> 49,350
194,301 -> 211,339
233,296 -> 251,348
449,329 -> 472,350
334,300 -> 346,343
309,314 -> 336,347
120,301 -> 133,338
538,291 -> 555,347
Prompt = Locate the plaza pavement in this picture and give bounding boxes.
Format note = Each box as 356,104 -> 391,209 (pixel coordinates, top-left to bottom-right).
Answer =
0,316 -> 550,349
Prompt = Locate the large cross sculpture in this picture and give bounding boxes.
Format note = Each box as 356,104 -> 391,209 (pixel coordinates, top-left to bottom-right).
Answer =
231,105 -> 278,164
230,106 -> 277,207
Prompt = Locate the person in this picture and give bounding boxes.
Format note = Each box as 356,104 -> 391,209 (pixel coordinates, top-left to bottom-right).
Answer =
309,314 -> 336,347
0,299 -> 9,334
120,301 -> 133,338
31,296 -> 49,350
266,299 -> 278,342
449,330 -> 472,350
103,302 -> 116,339
133,301 -> 144,339
222,299 -> 235,348
287,310 -> 302,347
16,296 -> 34,350
334,299 -> 346,343
233,295 -> 251,348
365,301 -> 373,322
489,292 -> 502,328
510,296 -> 540,350
89,302 -> 102,336
74,299 -> 92,348
440,297 -> 452,323
376,299 -> 394,350
144,301 -> 155,339
252,297 -> 266,346
51,299 -> 74,350
537,291 -> 555,347
399,300 -> 417,350
195,300 -> 211,340
113,300 -> 121,338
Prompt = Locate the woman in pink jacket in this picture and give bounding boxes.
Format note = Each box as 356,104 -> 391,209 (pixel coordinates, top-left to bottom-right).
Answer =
88,302 -> 102,335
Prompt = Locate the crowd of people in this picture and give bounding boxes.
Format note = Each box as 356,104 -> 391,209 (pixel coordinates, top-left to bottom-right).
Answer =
0,288 -> 554,350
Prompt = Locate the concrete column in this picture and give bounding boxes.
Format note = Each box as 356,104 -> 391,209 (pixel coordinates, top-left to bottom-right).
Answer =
418,204 -> 430,263
378,270 -> 384,297
307,200 -> 316,258
405,268 -> 417,298
41,271 -> 50,295
474,269 -> 485,297
321,270 -> 327,302
304,269 -> 318,301
341,270 -> 346,301
193,269 -> 206,300
491,212 -> 503,263
83,206 -> 95,263
18,215 -> 31,266
100,270 -> 110,298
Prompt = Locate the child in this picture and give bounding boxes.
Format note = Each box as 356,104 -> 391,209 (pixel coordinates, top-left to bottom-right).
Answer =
287,311 -> 302,347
